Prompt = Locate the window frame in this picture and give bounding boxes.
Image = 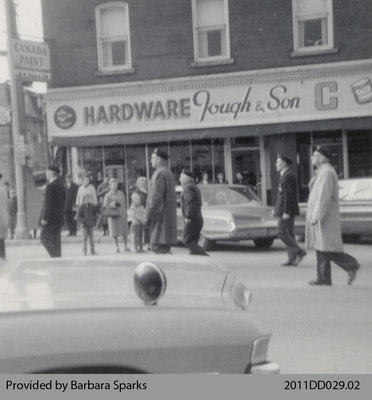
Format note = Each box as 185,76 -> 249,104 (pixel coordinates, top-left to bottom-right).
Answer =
191,0 -> 231,63
95,1 -> 132,72
292,0 -> 334,55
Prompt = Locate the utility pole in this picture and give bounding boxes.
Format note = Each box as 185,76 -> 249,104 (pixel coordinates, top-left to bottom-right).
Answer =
5,0 -> 29,239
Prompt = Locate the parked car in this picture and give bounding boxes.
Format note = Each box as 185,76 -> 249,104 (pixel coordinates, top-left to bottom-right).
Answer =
176,184 -> 277,250
295,178 -> 372,241
0,255 -> 279,374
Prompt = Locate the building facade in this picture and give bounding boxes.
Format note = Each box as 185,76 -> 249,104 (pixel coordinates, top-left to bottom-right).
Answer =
42,0 -> 372,204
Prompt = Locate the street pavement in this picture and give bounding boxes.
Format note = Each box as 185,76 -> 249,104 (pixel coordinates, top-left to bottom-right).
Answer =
3,233 -> 372,374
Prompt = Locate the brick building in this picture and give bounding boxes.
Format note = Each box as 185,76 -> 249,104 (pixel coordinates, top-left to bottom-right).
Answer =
42,0 -> 372,203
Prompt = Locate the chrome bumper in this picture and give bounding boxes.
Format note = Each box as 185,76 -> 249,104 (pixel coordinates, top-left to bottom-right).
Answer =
250,362 -> 280,374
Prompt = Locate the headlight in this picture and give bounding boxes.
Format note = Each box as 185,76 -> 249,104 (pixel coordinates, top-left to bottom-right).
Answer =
250,336 -> 270,365
229,220 -> 236,232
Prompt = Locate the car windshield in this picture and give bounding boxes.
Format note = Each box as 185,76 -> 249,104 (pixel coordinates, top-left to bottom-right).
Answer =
200,186 -> 260,206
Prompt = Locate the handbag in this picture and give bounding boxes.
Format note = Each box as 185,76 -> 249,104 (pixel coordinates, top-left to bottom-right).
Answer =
106,207 -> 121,218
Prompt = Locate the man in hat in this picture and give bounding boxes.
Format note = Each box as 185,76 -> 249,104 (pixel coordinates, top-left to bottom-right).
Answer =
180,169 -> 208,256
64,174 -> 79,236
274,154 -> 306,266
40,165 -> 65,257
145,148 -> 177,254
306,146 -> 360,285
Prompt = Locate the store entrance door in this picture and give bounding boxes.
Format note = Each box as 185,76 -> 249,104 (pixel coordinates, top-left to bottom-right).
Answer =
231,148 -> 260,193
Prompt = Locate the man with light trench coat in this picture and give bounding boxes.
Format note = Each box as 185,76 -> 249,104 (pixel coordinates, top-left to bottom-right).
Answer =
305,146 -> 360,286
145,148 -> 177,254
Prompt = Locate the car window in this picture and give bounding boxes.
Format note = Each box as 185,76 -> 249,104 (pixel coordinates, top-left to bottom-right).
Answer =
349,181 -> 372,201
200,186 -> 260,206
338,181 -> 353,201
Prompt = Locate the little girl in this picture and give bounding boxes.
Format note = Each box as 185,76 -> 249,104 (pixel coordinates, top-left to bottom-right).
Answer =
128,192 -> 146,253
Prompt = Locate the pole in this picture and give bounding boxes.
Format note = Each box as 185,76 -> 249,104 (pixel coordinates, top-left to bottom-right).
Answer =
5,0 -> 29,239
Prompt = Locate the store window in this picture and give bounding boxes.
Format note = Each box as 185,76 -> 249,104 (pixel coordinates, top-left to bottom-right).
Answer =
95,2 -> 132,71
292,0 -> 334,54
192,0 -> 230,62
348,130 -> 372,178
104,146 -> 126,193
77,147 -> 104,187
169,141 -> 191,185
126,144 -> 147,198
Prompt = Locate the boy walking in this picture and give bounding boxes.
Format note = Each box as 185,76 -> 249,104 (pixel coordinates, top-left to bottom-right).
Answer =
77,194 -> 99,255
128,192 -> 146,252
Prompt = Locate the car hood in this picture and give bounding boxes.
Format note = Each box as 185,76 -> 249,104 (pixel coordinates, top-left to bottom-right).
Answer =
0,255 -> 245,313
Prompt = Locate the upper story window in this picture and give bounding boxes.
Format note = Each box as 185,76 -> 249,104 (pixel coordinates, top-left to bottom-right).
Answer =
95,2 -> 132,72
292,0 -> 334,54
192,0 -> 231,63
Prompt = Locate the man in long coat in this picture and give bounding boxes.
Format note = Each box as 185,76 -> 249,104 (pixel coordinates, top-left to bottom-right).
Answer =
274,154 -> 306,266
64,174 -> 79,236
40,165 -> 66,257
180,169 -> 208,256
306,146 -> 360,286
145,148 -> 177,254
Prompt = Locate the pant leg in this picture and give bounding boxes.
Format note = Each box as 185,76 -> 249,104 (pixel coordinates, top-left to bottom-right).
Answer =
277,217 -> 302,262
323,251 -> 359,273
183,217 -> 208,255
316,250 -> 332,284
138,224 -> 144,250
152,244 -> 171,254
82,227 -> 88,254
0,239 -> 5,259
88,227 -> 95,253
41,225 -> 61,258
53,226 -> 62,257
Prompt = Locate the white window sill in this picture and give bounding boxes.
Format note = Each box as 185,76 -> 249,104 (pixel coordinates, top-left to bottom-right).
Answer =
191,58 -> 235,68
95,67 -> 135,76
291,48 -> 338,58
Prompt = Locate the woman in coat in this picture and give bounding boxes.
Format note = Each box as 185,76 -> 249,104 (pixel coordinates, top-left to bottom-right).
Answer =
104,178 -> 130,253
305,146 -> 359,286
134,176 -> 149,249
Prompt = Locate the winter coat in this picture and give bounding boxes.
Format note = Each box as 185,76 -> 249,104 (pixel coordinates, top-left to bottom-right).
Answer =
76,184 -> 98,206
305,163 -> 343,252
77,203 -> 99,228
274,169 -> 300,217
146,166 -> 177,245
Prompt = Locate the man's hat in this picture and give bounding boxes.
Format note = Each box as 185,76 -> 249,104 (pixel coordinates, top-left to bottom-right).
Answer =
277,154 -> 293,165
153,147 -> 169,160
47,165 -> 60,174
181,168 -> 194,178
316,145 -> 336,161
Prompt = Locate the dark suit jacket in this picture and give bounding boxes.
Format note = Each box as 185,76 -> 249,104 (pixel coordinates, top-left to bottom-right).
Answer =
181,180 -> 203,220
41,179 -> 66,226
274,169 -> 300,217
64,182 -> 79,212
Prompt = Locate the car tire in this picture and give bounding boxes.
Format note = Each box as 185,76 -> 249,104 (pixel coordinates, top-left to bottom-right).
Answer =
253,238 -> 274,249
199,234 -> 215,251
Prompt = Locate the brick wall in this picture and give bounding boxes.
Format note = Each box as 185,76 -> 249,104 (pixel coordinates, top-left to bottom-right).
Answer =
42,0 -> 372,88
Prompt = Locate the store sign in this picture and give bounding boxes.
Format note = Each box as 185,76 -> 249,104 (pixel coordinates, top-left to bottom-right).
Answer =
12,39 -> 51,82
46,61 -> 372,137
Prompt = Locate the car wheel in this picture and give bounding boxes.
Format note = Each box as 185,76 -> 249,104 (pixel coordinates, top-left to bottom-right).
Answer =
253,238 -> 274,249
199,234 -> 215,251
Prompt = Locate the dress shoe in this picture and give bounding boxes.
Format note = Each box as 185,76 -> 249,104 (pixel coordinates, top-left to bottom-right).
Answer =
347,270 -> 357,285
308,279 -> 332,286
281,261 -> 297,266
294,250 -> 307,265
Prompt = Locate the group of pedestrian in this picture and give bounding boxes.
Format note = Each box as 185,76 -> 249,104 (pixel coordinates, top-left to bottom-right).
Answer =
274,146 -> 360,286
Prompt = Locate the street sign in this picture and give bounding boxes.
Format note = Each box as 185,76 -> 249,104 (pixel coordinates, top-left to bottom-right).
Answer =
11,38 -> 51,82
14,135 -> 26,166
0,106 -> 11,126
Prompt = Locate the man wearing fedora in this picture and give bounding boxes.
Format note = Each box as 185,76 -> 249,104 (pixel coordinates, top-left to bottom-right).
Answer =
180,169 -> 208,256
274,154 -> 307,266
306,146 -> 360,286
145,148 -> 177,254
40,165 -> 65,257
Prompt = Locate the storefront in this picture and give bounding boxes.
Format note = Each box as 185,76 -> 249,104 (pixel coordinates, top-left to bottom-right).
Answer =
46,59 -> 372,204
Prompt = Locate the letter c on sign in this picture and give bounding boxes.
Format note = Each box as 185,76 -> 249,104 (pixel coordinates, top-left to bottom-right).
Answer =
315,82 -> 338,110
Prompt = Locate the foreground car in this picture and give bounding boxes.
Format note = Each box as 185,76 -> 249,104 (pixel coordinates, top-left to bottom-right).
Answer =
295,178 -> 372,241
0,255 -> 279,374
176,184 -> 277,250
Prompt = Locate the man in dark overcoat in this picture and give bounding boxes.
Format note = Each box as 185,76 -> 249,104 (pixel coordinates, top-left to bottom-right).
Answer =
40,165 -> 66,257
180,169 -> 208,256
274,154 -> 306,266
64,174 -> 79,236
145,148 -> 177,254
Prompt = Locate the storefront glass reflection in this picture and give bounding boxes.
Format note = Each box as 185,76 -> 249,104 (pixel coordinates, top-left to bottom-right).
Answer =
169,141 -> 191,185
77,147 -> 104,187
104,146 -> 126,192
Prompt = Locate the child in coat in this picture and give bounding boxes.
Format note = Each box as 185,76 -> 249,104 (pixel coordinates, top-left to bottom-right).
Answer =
128,192 -> 146,252
77,194 -> 99,255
